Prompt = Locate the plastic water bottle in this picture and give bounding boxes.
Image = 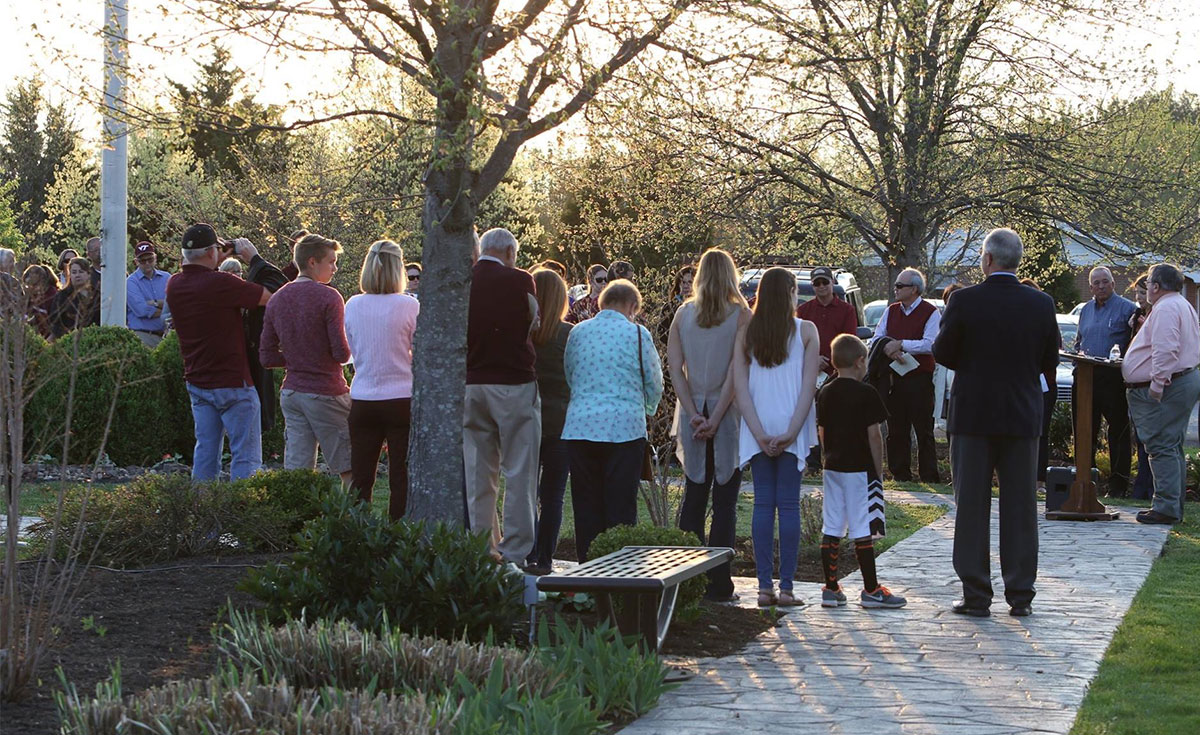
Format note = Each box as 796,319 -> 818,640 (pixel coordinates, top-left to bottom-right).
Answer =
1109,344 -> 1121,361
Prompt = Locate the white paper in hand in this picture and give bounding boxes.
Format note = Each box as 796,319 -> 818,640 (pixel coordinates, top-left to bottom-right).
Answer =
890,352 -> 919,376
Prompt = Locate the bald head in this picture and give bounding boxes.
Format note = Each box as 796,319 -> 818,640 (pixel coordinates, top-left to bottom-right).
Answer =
86,237 -> 101,268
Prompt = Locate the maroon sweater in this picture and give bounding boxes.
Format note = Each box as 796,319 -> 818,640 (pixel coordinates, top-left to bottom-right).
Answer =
885,300 -> 936,373
260,278 -> 351,395
467,259 -> 537,385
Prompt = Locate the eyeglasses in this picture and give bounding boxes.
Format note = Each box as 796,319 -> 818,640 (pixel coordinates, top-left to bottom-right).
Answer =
407,273 -> 420,280
594,276 -> 608,283
813,279 -> 831,286
894,282 -> 913,289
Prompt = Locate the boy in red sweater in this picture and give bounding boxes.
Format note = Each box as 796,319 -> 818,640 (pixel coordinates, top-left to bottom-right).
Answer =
260,233 -> 353,483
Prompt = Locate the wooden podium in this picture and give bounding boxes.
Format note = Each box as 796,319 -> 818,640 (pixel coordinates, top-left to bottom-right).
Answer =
1046,352 -> 1120,521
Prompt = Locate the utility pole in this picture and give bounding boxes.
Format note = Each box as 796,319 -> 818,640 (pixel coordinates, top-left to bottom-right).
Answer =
100,0 -> 128,326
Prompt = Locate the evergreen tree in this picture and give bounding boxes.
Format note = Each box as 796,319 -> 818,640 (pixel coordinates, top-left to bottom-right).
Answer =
0,80 -> 78,248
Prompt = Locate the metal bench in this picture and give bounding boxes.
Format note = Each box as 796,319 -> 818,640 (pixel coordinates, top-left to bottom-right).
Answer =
536,545 -> 733,653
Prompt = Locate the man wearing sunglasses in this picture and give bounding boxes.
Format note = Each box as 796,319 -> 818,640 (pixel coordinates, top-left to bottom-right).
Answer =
405,262 -> 421,299
568,264 -> 608,323
872,267 -> 942,483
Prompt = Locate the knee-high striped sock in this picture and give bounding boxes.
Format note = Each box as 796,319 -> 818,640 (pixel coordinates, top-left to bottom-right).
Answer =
820,534 -> 840,589
855,538 -> 878,592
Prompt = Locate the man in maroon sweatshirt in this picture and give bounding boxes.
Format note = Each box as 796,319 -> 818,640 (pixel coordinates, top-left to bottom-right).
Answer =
260,233 -> 353,483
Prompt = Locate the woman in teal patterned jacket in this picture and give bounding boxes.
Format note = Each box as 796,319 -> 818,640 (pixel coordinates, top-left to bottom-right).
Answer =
561,279 -> 664,559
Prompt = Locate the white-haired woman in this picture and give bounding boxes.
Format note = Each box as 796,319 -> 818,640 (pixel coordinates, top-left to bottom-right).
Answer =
561,279 -> 663,560
344,240 -> 419,520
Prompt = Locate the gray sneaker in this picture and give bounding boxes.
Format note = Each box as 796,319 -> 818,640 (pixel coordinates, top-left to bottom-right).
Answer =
861,586 -> 907,609
821,586 -> 847,608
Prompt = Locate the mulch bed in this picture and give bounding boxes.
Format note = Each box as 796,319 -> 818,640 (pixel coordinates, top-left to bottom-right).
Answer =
4,550 -> 778,735
4,554 -> 274,735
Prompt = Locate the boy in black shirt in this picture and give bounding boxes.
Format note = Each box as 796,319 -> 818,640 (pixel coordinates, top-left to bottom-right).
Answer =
816,335 -> 907,609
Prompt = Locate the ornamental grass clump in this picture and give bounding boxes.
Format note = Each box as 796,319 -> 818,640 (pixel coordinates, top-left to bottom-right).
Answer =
216,608 -> 560,697
54,665 -> 453,735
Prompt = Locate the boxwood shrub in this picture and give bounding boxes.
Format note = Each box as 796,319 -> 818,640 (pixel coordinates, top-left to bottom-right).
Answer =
241,492 -> 526,641
587,524 -> 705,622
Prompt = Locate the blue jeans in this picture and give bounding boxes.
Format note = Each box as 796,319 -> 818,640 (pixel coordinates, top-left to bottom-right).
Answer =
750,451 -> 802,592
527,436 -> 570,568
187,383 -> 263,481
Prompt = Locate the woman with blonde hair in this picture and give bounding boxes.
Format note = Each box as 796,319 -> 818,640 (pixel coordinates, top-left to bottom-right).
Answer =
525,268 -> 573,574
668,248 -> 750,601
734,267 -> 820,607
343,240 -> 419,519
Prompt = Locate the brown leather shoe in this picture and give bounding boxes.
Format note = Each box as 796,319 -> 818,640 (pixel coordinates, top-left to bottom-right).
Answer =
1136,509 -> 1178,525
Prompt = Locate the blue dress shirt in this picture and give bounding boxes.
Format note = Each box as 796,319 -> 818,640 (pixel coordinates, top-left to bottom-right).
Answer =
1075,294 -> 1135,357
126,268 -> 170,332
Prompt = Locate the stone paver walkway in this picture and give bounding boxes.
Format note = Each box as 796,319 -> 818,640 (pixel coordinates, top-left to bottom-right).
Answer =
626,500 -> 1170,735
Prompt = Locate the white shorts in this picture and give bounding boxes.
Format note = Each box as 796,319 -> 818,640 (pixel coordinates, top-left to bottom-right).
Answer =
822,469 -> 872,539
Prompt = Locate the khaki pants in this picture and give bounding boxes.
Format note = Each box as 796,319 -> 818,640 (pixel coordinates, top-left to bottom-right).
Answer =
463,382 -> 541,563
280,390 -> 353,474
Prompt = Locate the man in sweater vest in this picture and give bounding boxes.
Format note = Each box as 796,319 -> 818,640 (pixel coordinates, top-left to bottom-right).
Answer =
872,267 -> 942,483
464,228 -> 542,564
260,233 -> 353,484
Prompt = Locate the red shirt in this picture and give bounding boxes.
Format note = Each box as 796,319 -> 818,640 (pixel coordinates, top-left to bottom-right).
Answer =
796,296 -> 858,374
166,265 -> 265,389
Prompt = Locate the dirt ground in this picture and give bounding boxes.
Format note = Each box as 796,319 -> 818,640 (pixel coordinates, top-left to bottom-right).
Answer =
3,553 -> 776,735
3,554 -> 272,735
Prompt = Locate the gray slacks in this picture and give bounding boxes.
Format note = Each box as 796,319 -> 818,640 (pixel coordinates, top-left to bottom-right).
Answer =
951,434 -> 1039,608
1127,369 -> 1200,521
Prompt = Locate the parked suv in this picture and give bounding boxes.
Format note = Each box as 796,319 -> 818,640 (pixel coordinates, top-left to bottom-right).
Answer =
739,264 -> 867,333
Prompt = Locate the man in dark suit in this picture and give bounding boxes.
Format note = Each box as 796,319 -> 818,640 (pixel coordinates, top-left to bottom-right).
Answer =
933,228 -> 1059,618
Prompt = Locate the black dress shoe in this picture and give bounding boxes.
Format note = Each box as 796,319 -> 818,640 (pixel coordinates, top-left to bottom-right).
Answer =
1136,510 -> 1178,525
1009,605 -> 1032,617
951,600 -> 990,617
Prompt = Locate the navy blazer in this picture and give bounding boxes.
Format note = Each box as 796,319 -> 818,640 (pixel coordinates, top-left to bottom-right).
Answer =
933,274 -> 1060,437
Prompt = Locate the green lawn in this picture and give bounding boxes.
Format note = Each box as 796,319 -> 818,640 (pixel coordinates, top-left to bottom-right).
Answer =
1071,500 -> 1200,735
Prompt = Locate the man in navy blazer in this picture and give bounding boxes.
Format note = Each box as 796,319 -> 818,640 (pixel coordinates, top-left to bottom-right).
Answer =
933,228 -> 1060,617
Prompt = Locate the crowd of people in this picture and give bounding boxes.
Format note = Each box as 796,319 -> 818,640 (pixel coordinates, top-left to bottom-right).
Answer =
3,220 -> 1195,617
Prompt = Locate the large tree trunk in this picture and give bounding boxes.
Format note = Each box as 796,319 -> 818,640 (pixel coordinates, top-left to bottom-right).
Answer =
405,181 -> 476,526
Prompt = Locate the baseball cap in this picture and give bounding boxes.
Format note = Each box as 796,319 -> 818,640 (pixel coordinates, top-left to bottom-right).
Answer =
134,241 -> 156,258
181,223 -> 222,251
810,266 -> 834,282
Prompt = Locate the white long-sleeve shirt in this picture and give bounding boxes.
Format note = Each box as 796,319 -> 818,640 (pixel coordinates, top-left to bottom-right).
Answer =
872,297 -> 941,354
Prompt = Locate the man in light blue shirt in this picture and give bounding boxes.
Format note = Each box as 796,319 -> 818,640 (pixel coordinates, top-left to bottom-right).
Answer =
126,241 -> 170,347
1073,266 -> 1136,496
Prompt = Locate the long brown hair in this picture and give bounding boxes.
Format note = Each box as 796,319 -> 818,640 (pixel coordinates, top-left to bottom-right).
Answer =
531,268 -> 568,346
744,267 -> 796,368
692,248 -> 746,328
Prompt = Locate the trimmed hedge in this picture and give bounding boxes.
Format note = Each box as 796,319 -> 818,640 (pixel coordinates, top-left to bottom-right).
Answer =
21,324 -> 291,465
26,326 -> 170,465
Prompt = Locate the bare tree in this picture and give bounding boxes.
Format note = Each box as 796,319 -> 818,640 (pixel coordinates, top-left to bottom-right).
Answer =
171,0 -> 699,523
634,0 -> 1200,281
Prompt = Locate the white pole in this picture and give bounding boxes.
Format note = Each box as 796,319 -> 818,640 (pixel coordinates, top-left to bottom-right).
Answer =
100,0 -> 128,326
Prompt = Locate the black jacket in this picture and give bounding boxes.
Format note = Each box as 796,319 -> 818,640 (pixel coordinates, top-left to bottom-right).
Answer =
932,274 -> 1059,437
245,255 -> 290,432
866,336 -> 895,404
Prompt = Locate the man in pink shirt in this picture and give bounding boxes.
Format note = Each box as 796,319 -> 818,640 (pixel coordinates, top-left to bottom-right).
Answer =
1122,263 -> 1200,524
260,233 -> 353,483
